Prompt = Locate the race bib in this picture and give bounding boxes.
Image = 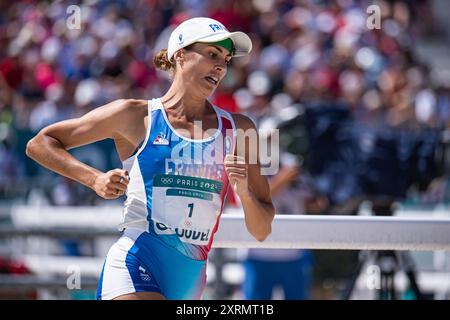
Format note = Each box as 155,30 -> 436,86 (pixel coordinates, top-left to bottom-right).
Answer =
151,174 -> 223,245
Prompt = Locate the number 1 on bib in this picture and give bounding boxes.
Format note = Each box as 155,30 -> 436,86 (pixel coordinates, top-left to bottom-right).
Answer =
187,203 -> 194,218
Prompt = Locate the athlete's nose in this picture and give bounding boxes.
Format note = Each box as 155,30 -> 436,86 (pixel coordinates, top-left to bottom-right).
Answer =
215,63 -> 226,73
213,68 -> 225,82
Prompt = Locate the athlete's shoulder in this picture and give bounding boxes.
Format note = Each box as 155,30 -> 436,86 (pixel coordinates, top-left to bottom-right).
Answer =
230,112 -> 257,131
117,99 -> 148,111
102,99 -> 148,120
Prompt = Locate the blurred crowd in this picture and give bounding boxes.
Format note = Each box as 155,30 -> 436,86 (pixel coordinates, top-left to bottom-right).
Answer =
1,0 -> 450,206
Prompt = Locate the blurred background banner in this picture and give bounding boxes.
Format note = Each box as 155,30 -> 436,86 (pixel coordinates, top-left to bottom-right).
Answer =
1,0 -> 450,300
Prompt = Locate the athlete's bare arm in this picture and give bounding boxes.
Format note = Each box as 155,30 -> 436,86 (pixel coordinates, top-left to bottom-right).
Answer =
225,114 -> 275,241
26,99 -> 148,199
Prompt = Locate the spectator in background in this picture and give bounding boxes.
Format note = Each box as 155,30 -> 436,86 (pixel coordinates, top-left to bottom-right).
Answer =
240,153 -> 328,300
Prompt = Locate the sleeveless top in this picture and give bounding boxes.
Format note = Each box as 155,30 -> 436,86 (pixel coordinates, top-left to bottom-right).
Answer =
118,98 -> 236,260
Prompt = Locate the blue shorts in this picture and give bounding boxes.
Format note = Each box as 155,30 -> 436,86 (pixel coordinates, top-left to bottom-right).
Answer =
243,251 -> 314,300
97,228 -> 207,300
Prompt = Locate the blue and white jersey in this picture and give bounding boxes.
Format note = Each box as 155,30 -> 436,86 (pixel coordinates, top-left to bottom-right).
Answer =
118,98 -> 236,260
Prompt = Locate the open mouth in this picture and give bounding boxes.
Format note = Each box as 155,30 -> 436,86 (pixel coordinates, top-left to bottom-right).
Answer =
204,76 -> 218,85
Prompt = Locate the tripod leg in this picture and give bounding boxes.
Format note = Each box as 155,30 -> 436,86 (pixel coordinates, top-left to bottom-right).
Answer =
388,270 -> 396,300
398,252 -> 425,300
405,269 -> 424,299
342,251 -> 369,300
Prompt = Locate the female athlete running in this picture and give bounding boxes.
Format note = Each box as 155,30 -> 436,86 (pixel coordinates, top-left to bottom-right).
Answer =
26,17 -> 275,300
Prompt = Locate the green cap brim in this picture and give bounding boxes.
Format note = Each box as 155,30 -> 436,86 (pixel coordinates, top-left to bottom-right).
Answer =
202,38 -> 234,55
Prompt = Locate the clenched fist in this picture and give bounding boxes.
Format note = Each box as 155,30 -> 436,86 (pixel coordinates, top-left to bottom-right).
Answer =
224,154 -> 249,196
92,169 -> 129,199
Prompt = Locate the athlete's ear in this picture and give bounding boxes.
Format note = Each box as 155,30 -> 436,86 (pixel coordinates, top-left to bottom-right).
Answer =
174,49 -> 185,67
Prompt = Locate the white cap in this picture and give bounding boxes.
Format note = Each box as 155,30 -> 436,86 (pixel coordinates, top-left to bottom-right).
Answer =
167,17 -> 252,61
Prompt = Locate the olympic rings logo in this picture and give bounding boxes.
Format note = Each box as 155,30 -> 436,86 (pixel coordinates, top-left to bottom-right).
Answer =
160,177 -> 173,184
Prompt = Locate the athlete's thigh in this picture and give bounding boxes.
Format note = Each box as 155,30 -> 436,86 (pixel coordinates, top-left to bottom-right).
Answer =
97,234 -> 162,300
134,231 -> 207,299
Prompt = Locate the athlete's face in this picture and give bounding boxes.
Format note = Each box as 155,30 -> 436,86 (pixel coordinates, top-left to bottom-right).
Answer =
177,43 -> 231,96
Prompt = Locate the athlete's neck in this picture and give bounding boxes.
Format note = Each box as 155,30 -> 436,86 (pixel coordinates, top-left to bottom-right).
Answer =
160,81 -> 212,122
